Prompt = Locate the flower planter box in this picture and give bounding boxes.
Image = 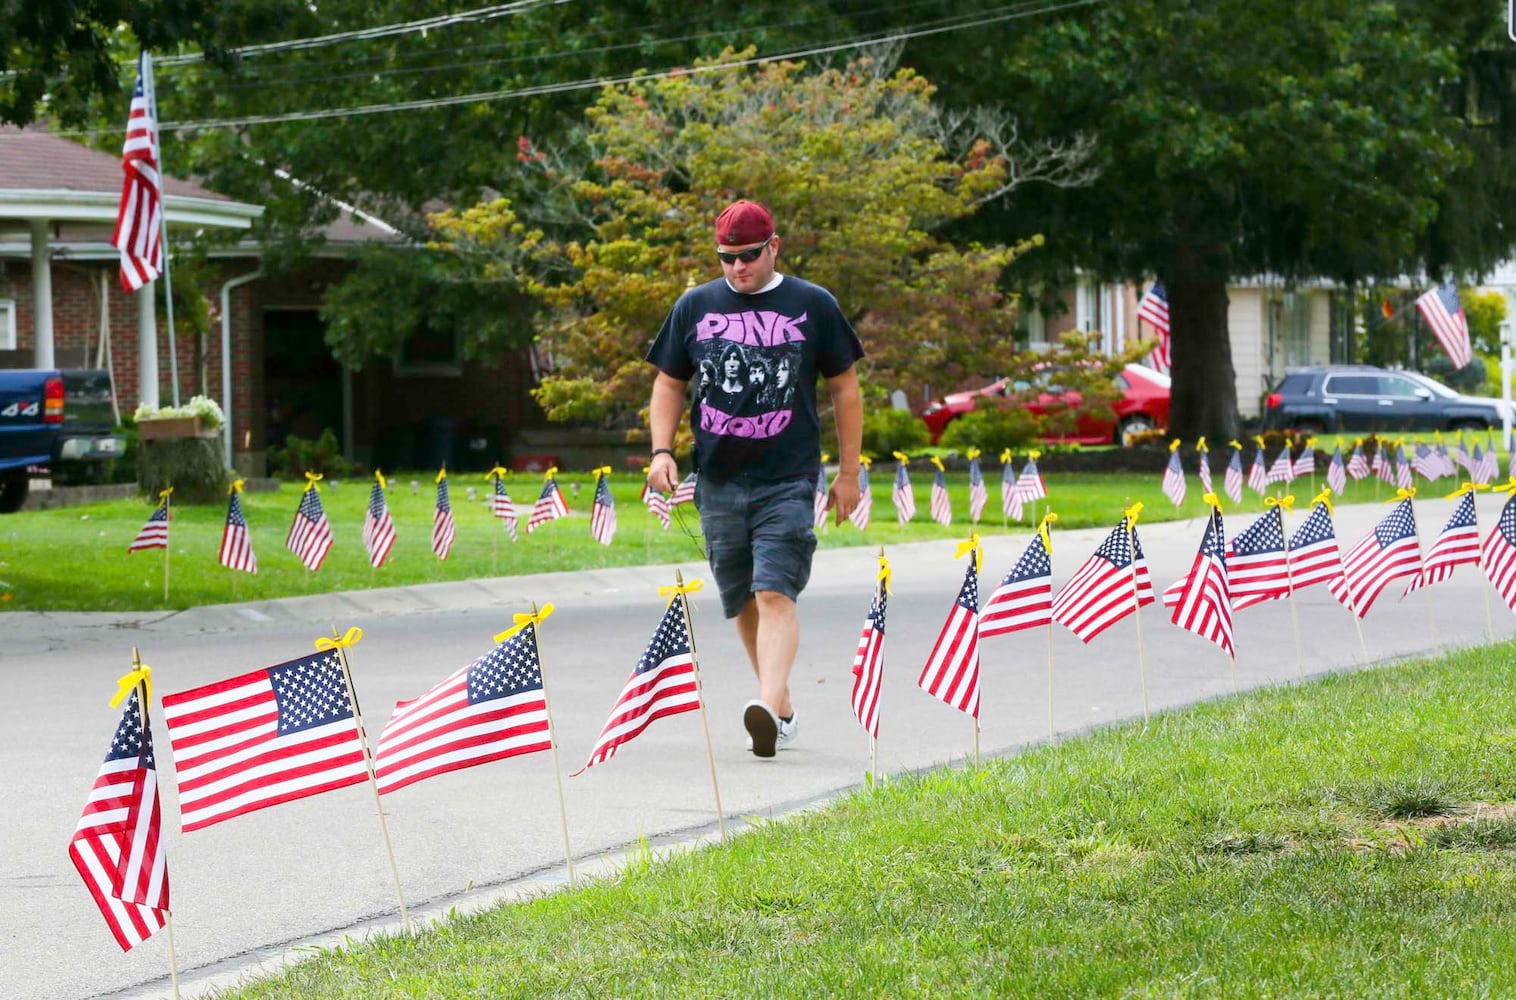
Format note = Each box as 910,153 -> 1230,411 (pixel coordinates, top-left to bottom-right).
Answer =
138,416 -> 213,440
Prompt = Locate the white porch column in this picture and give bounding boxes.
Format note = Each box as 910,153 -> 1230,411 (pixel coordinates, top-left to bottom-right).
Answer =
29,219 -> 53,369
137,284 -> 159,409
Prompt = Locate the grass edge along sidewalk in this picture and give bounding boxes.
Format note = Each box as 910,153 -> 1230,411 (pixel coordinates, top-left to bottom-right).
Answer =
219,640 -> 1516,999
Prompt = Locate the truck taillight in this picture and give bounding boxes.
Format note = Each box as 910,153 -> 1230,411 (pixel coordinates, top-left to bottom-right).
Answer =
1265,392 -> 1282,409
44,376 -> 64,424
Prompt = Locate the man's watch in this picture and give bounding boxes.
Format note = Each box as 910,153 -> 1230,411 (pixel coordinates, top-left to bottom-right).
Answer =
650,448 -> 674,460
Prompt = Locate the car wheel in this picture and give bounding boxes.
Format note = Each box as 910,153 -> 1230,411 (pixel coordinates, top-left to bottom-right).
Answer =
1117,415 -> 1158,447
0,470 -> 29,514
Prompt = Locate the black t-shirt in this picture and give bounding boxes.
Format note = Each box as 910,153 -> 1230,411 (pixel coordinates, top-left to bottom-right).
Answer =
646,274 -> 864,483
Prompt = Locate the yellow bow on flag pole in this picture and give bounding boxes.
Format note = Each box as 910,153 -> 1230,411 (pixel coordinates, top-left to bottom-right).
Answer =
315,626 -> 363,652
954,533 -> 983,572
110,662 -> 152,709
1310,487 -> 1334,515
1038,511 -> 1058,553
1447,481 -> 1491,500
659,578 -> 705,606
495,603 -> 556,642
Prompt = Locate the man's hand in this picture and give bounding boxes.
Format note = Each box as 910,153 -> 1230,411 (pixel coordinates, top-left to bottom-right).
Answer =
649,452 -> 680,494
828,471 -> 861,526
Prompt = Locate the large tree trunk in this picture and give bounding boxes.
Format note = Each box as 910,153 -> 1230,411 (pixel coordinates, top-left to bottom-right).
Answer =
1168,240 -> 1239,442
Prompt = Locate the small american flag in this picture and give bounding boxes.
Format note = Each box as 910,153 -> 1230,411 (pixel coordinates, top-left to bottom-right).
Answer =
1456,442 -> 1475,476
1439,443 -> 1460,479
1197,441 -> 1213,496
1293,445 -> 1315,478
1404,489 -> 1481,596
1285,500 -> 1348,595
433,472 -> 457,560
591,471 -> 617,545
1247,449 -> 1268,495
1474,445 -> 1498,486
1013,455 -> 1048,504
670,472 -> 698,506
849,462 -> 872,530
112,53 -> 162,291
1161,445 -> 1186,507
1001,453 -> 1018,518
1328,498 -> 1423,617
967,454 -> 988,523
645,486 -> 672,530
128,493 -> 169,553
1224,447 -> 1244,504
492,473 -> 519,541
1374,445 -> 1396,486
1412,445 -> 1441,482
1267,447 -> 1294,484
286,482 -> 334,571
219,486 -> 257,573
1223,506 -> 1291,611
1347,444 -> 1370,480
1416,282 -> 1473,370
1395,447 -> 1413,491
374,623 -> 552,794
576,598 -> 702,772
1136,280 -> 1171,373
980,526 -> 1053,638
850,581 -> 887,739
1509,444 -> 1516,481
813,468 -> 830,529
1481,491 -> 1516,613
917,554 -> 981,718
69,687 -> 169,951
1328,446 -> 1346,495
527,471 -> 570,533
1165,507 -> 1233,657
892,461 -> 916,524
929,463 -> 952,526
363,478 -> 397,567
1051,517 -> 1154,643
162,650 -> 369,832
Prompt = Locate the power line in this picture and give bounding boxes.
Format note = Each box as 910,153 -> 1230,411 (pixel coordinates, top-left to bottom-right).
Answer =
151,0 -> 1100,133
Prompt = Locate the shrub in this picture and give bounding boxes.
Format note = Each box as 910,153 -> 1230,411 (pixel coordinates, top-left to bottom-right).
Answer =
1422,354 -> 1487,393
268,428 -> 354,479
938,405 -> 1040,454
862,408 -> 930,458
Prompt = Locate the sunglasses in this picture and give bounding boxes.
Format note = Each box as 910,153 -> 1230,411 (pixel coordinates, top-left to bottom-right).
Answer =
716,239 -> 772,265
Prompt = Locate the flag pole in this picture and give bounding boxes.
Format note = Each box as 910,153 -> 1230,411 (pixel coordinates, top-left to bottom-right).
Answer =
324,624 -> 410,933
130,648 -> 180,999
1408,495 -> 1439,650
1046,622 -> 1057,744
1126,507 -> 1151,722
527,602 -> 577,885
141,53 -> 180,407
1276,499 -> 1306,680
872,547 -> 885,783
675,569 -> 726,842
163,489 -> 171,605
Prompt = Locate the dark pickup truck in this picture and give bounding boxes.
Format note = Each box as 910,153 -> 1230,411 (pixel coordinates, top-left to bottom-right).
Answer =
0,368 -> 125,512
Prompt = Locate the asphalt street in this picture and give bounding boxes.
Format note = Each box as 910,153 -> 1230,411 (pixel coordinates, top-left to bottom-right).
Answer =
5,494 -> 1514,999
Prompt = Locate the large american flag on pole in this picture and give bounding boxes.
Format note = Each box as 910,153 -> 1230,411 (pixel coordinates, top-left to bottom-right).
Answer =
576,597 -> 702,772
375,623 -> 552,794
850,573 -> 888,739
1404,489 -> 1481,596
917,549 -> 981,718
980,523 -> 1053,638
162,650 -> 369,832
590,469 -> 617,545
69,687 -> 169,951
1328,498 -> 1423,617
286,481 -> 334,571
128,492 -> 169,553
1136,280 -> 1171,373
432,471 -> 457,560
967,453 -> 988,523
892,459 -> 916,524
1481,490 -> 1516,613
1051,516 -> 1154,643
929,461 -> 952,526
1416,282 -> 1473,370
527,469 -> 570,533
112,53 -> 162,291
1165,506 -> 1233,657
363,476 -> 397,568
849,461 -> 872,530
219,485 -> 257,573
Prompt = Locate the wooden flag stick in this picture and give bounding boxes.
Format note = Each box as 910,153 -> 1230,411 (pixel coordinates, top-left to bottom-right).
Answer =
1046,623 -> 1057,744
973,721 -> 980,768
1409,499 -> 1439,650
1483,575 -> 1496,641
326,625 -> 411,933
1228,653 -> 1239,693
163,492 -> 171,605
527,602 -> 577,885
1277,503 -> 1306,680
675,569 -> 726,842
1127,512 -> 1151,722
869,734 -> 878,786
129,649 -> 180,999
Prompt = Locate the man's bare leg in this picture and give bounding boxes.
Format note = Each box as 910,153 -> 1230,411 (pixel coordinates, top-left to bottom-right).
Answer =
739,590 -> 797,718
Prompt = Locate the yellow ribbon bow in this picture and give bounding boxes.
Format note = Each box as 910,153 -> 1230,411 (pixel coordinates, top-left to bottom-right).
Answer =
1000,448 -> 1012,464
1435,430 -> 1444,445
1254,435 -> 1266,450
659,578 -> 705,606
315,626 -> 364,652
485,465 -> 508,482
375,469 -> 389,492
1389,487 -> 1417,503
1027,450 -> 1041,461
544,466 -> 558,481
158,487 -> 173,503
495,603 -> 556,642
1265,495 -> 1295,513
1038,511 -> 1058,553
228,478 -> 244,495
1447,482 -> 1491,501
1229,439 -> 1243,451
436,466 -> 448,483
592,465 -> 611,480
1123,501 -> 1144,530
1492,477 -> 1516,496
303,471 -> 323,492
1305,436 -> 1318,451
109,664 -> 151,709
892,451 -> 910,465
1197,437 -> 1208,453
929,456 -> 945,472
877,551 -> 892,594
1169,439 -> 1182,453
954,533 -> 983,573
859,455 -> 873,469
1311,487 -> 1334,515
821,453 -> 830,465
966,447 -> 981,461
1202,491 -> 1222,512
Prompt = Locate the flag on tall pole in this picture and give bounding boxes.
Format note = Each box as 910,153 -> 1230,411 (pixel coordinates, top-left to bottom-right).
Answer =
527,467 -> 570,533
70,670 -> 169,951
1136,280 -> 1171,373
489,466 -> 520,541
849,457 -> 873,530
1415,282 -> 1473,370
1164,498 -> 1234,657
1329,495 -> 1423,617
219,479 -> 258,573
1051,509 -> 1155,643
917,536 -> 982,718
1224,440 -> 1244,505
892,452 -> 916,525
363,472 -> 397,567
1196,437 -> 1213,496
286,474 -> 334,571
850,554 -> 890,740
966,449 -> 988,523
590,466 -> 617,545
1161,440 -> 1186,507
129,489 -> 171,553
432,468 -> 457,560
1404,486 -> 1484,596
928,457 -> 952,526
112,53 -> 163,291
1481,482 -> 1516,612
980,513 -> 1056,639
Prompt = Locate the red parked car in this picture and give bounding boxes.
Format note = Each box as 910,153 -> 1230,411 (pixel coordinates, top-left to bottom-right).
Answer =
920,363 -> 1171,446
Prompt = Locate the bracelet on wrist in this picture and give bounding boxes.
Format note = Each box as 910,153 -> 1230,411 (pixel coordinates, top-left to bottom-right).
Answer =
650,448 -> 674,460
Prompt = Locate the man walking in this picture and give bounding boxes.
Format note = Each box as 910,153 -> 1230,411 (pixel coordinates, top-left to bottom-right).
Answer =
645,200 -> 864,758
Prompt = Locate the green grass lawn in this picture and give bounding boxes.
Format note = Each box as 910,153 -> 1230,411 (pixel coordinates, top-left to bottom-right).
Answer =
217,641 -> 1516,998
0,467 -> 1411,612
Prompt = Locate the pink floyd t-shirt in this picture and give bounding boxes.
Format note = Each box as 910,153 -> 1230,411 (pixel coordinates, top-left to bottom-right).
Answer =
646,275 -> 863,484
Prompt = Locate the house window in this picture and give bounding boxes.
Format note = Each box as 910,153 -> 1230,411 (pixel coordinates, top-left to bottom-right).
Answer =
0,300 -> 14,350
395,324 -> 463,377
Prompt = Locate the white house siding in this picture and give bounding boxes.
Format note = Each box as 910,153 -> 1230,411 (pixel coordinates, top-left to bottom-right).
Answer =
1228,289 -> 1266,417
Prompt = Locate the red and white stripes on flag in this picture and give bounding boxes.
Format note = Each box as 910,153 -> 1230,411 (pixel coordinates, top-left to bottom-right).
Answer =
917,547 -> 981,718
1248,450 -> 1269,496
1136,280 -> 1171,373
527,470 -> 570,533
375,622 -> 552,794
491,471 -> 520,541
1161,444 -> 1186,507
645,486 -> 672,530
1001,453 -> 1017,518
1293,445 -> 1316,479
1006,454 -> 1047,521
286,481 -> 334,571
69,687 -> 169,951
1267,447 -> 1293,484
929,462 -> 952,526
1347,444 -> 1370,480
129,493 -> 170,553
590,469 -> 617,545
162,650 -> 369,832
1481,490 -> 1516,613
1327,446 -> 1347,495
1165,506 -> 1234,657
849,462 -> 872,530
892,460 -> 916,524
1328,498 -> 1423,618
1416,282 -> 1473,370
1283,500 -> 1348,595
432,471 -> 457,560
813,472 -> 829,528
1196,441 -> 1213,496
980,523 -> 1053,639
850,572 -> 888,739
219,485 -> 257,573
363,477 -> 397,567
112,53 -> 163,291
670,473 -> 697,506
1051,516 -> 1155,643
1224,447 -> 1244,504
967,454 -> 988,523
1404,489 -> 1481,596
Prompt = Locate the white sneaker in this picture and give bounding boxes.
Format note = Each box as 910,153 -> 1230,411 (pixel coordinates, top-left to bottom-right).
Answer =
776,712 -> 798,750
743,700 -> 780,757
